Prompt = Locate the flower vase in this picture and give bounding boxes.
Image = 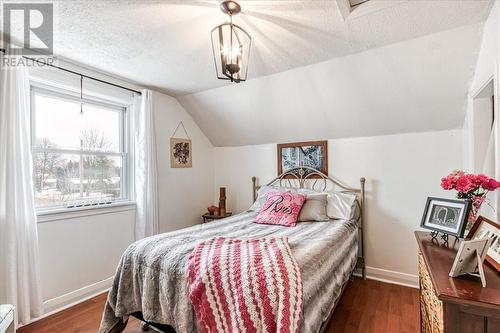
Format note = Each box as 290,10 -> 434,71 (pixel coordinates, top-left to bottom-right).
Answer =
464,195 -> 484,234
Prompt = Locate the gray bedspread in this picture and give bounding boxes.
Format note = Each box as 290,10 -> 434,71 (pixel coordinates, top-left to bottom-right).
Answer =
99,211 -> 359,333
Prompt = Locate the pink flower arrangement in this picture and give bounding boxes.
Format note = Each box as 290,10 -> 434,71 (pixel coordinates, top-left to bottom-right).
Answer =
441,170 -> 500,222
440,170 -> 500,195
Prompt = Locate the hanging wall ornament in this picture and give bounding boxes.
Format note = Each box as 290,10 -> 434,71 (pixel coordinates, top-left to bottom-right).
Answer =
170,121 -> 192,168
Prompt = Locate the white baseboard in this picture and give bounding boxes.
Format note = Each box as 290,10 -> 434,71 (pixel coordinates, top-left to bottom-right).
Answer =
42,276 -> 114,315
357,266 -> 419,289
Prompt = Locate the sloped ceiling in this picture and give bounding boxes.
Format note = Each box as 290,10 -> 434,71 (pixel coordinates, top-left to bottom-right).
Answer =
1,0 -> 492,146
12,0 -> 492,96
178,23 -> 484,146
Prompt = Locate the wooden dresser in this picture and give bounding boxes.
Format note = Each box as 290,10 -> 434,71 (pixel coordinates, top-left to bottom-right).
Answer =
415,231 -> 500,333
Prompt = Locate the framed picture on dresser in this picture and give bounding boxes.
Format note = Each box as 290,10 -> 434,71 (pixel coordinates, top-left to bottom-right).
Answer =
466,216 -> 500,272
277,140 -> 328,178
420,197 -> 471,238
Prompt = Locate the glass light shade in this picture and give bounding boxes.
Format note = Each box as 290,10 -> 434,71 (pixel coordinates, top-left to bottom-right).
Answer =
211,22 -> 251,82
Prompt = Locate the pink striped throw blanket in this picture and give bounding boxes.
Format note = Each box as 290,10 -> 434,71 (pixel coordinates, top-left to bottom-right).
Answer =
188,237 -> 304,333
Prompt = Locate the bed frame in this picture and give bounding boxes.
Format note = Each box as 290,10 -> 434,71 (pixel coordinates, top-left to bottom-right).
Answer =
138,166 -> 366,333
252,166 -> 366,280
252,167 -> 366,333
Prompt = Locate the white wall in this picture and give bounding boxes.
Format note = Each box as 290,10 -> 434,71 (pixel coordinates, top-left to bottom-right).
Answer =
152,91 -> 214,233
469,2 -> 499,98
214,129 -> 462,286
463,1 -> 500,220
464,1 -> 499,170
37,208 -> 135,313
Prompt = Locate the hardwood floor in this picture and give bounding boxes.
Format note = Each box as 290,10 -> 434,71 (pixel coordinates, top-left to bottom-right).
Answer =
325,278 -> 420,333
17,278 -> 419,333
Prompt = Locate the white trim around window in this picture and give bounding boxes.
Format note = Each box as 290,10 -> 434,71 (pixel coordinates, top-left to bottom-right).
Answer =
30,83 -> 135,219
36,201 -> 136,223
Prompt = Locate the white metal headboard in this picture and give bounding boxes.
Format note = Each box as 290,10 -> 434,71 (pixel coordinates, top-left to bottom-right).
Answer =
251,166 -> 367,279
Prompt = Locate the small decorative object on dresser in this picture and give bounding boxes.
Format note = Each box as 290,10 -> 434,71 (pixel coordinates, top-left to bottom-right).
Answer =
449,238 -> 491,287
170,121 -> 192,168
466,216 -> 500,272
420,197 -> 471,238
415,231 -> 500,333
277,140 -> 328,177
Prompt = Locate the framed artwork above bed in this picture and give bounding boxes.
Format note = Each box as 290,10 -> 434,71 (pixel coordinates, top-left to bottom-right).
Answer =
277,140 -> 328,178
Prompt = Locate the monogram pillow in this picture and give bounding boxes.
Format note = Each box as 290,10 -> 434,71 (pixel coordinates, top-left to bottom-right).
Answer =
248,185 -> 316,212
255,191 -> 306,227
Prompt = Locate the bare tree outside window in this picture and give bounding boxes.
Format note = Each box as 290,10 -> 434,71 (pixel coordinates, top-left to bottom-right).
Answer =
33,138 -> 60,192
80,129 -> 115,197
32,89 -> 126,209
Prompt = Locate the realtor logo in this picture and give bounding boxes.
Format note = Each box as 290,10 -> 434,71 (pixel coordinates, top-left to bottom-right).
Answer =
2,3 -> 53,55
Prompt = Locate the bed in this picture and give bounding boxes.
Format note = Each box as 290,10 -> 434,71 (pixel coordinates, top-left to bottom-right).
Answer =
99,167 -> 366,333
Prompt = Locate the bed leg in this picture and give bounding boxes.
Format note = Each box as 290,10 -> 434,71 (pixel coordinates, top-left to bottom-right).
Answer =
141,322 -> 150,331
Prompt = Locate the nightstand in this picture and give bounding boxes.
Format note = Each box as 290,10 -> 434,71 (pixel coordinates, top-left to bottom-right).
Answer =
202,212 -> 232,223
0,305 -> 14,333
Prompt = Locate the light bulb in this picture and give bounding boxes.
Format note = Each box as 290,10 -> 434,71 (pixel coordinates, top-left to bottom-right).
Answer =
221,45 -> 242,55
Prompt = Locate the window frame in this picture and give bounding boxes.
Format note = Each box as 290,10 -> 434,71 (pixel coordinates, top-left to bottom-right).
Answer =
30,84 -> 134,215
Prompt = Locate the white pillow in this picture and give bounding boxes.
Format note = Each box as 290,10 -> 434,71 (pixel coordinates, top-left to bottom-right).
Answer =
248,185 -> 285,211
326,192 -> 357,220
248,185 -> 316,211
298,193 -> 329,222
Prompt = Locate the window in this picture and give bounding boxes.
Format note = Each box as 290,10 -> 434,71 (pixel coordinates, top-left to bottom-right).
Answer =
31,86 -> 130,210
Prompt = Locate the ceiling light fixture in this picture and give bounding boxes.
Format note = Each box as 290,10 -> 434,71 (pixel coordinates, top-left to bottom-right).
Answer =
211,0 -> 251,83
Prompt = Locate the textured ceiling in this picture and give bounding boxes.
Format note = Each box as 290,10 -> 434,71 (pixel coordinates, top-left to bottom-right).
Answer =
178,23 -> 485,146
7,0 -> 493,96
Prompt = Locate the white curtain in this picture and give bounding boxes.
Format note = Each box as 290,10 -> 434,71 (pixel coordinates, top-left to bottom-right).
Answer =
0,55 -> 43,324
133,90 -> 159,239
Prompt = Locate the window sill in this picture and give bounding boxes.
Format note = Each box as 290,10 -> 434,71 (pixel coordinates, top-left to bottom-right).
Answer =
36,201 -> 136,223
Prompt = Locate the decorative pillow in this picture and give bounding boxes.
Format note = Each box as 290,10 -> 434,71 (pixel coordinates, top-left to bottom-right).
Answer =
255,192 -> 306,227
248,185 -> 315,211
298,193 -> 330,222
326,192 -> 357,220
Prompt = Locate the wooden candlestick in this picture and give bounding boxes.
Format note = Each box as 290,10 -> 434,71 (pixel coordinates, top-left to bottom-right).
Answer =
219,187 -> 226,216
